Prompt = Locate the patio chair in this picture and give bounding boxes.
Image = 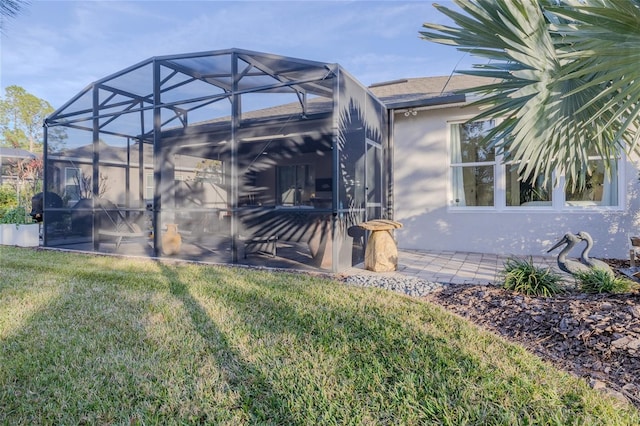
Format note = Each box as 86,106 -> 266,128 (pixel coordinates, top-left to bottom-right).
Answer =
244,235 -> 278,258
97,199 -> 146,250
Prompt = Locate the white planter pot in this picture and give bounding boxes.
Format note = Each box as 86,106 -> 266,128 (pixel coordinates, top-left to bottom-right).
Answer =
0,223 -> 40,247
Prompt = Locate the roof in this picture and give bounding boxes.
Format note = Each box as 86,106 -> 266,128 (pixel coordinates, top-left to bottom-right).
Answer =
197,74 -> 493,124
0,147 -> 37,161
164,74 -> 491,127
369,75 -> 493,109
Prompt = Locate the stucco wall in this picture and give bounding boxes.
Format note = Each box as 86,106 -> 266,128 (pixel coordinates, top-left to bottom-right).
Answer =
392,104 -> 640,260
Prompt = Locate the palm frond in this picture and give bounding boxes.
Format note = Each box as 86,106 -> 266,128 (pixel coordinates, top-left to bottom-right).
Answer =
421,0 -> 640,190
547,0 -> 640,152
0,0 -> 29,19
0,0 -> 30,32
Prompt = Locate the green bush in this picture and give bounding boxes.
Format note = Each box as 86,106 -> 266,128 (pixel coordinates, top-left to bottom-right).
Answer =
0,206 -> 31,224
0,185 -> 18,210
501,257 -> 564,297
575,268 -> 634,294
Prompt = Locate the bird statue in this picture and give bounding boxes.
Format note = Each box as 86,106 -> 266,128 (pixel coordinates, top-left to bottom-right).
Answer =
547,232 -> 591,275
576,231 -> 615,277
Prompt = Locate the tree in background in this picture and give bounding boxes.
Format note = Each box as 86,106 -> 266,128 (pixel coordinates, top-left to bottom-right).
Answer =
2,156 -> 43,213
421,0 -> 640,191
0,85 -> 54,153
0,84 -> 53,215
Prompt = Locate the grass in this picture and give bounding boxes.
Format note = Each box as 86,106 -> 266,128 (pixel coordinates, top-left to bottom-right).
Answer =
1,247 -> 638,425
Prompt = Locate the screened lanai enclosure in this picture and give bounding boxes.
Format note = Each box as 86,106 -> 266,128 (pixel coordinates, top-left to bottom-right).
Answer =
43,49 -> 389,272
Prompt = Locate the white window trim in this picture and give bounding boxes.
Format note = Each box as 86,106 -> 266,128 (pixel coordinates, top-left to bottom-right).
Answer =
64,167 -> 81,201
145,172 -> 154,201
448,117 -> 497,209
558,153 -> 626,212
447,119 -> 625,212
500,162 -> 555,211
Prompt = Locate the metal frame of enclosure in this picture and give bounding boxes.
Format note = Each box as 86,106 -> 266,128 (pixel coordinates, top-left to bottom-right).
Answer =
43,48 -> 389,272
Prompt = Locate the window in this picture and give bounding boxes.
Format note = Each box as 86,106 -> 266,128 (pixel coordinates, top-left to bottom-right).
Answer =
194,159 -> 223,184
449,120 -> 620,210
64,167 -> 81,201
145,172 -> 153,200
565,158 -> 618,207
450,120 -> 496,206
276,165 -> 313,206
505,164 -> 552,207
145,171 -> 193,201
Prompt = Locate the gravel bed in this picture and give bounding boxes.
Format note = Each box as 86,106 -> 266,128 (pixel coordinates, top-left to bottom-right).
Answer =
342,274 -> 445,297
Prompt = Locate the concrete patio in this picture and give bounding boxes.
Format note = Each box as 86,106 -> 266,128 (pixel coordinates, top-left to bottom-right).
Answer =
344,249 -> 568,285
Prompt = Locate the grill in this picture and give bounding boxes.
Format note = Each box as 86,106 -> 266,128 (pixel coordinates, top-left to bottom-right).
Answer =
30,192 -> 63,223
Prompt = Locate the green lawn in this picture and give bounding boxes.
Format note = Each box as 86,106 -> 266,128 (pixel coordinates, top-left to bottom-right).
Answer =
1,246 -> 638,425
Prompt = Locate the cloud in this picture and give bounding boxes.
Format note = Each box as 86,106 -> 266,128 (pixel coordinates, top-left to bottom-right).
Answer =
1,0 -> 470,108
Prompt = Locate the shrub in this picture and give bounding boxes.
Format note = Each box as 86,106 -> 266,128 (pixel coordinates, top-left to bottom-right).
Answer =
0,185 -> 18,210
0,206 -> 31,224
501,257 -> 564,297
575,268 -> 634,294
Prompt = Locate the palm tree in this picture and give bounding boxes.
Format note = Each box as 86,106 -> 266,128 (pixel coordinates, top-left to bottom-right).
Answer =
1,0 -> 30,32
420,0 -> 640,190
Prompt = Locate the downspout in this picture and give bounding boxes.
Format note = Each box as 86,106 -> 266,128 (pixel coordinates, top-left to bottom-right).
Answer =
387,109 -> 394,220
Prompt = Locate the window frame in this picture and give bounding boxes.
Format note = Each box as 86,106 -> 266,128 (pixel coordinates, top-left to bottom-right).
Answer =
64,167 -> 81,202
502,160 -> 554,209
145,171 -> 154,201
447,118 -> 624,212
449,119 -> 497,208
276,164 -> 314,207
563,156 -> 620,209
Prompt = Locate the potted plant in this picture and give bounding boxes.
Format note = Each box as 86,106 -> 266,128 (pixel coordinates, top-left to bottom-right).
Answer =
0,206 -> 39,247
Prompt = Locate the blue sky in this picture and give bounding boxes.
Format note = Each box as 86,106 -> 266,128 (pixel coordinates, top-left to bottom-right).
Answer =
0,0 -> 476,110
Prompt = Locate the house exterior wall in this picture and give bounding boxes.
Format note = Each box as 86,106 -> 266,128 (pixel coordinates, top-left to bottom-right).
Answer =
392,104 -> 640,260
48,159 -> 150,207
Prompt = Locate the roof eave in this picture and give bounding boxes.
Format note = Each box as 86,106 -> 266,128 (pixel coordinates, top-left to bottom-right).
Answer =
384,93 -> 467,110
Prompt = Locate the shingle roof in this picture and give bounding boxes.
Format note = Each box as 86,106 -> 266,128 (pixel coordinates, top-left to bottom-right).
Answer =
183,74 -> 491,127
0,147 -> 37,160
369,74 -> 493,109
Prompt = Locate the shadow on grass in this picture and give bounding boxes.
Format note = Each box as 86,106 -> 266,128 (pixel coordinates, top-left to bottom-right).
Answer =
0,279 -> 160,424
175,265 -> 491,423
3,247 -> 636,424
157,262 -> 298,424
